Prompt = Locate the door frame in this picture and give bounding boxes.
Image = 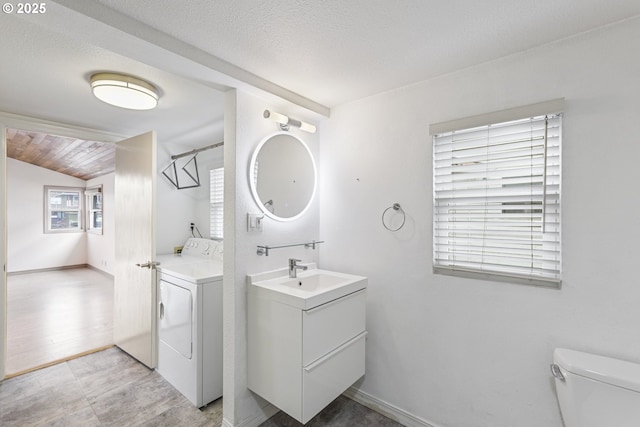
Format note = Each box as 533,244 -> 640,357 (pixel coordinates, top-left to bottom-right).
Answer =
0,111 -> 125,379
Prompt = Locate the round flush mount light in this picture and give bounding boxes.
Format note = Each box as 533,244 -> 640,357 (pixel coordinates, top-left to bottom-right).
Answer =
90,72 -> 159,110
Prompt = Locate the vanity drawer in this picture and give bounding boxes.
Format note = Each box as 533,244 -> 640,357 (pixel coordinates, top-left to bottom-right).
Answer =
302,331 -> 366,424
302,289 -> 366,366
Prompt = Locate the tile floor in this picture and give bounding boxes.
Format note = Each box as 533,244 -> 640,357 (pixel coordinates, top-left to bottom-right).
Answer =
259,395 -> 404,427
0,347 -> 222,426
1,347 -> 403,426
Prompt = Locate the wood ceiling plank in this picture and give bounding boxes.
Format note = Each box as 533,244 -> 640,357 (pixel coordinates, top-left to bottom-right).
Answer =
30,132 -> 47,145
38,137 -> 90,168
6,128 -> 116,180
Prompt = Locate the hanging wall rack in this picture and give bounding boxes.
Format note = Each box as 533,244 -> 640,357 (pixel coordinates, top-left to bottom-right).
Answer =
162,141 -> 224,189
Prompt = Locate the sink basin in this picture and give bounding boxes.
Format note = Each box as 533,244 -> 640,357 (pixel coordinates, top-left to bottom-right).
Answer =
248,265 -> 367,310
281,272 -> 348,292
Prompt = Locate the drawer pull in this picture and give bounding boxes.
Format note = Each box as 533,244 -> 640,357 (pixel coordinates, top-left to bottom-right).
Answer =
304,331 -> 367,373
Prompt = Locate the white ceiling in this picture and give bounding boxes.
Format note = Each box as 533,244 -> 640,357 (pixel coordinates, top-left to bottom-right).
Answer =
1,0 -> 639,141
0,4 -> 225,144
88,0 -> 640,107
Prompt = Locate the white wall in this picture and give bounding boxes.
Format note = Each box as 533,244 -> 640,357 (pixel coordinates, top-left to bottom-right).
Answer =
319,17 -> 640,427
86,172 -> 114,275
156,135 -> 224,254
223,89 -> 321,426
7,158 -> 87,272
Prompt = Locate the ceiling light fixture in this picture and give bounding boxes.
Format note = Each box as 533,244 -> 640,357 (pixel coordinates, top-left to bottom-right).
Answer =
90,72 -> 159,110
263,109 -> 316,133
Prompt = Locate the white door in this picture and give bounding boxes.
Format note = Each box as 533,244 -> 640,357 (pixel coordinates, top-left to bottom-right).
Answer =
0,126 -> 6,379
114,131 -> 157,368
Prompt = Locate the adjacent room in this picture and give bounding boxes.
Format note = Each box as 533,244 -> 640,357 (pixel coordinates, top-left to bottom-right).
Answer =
5,129 -> 115,375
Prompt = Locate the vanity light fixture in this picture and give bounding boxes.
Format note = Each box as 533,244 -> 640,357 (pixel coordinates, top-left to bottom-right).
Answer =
90,72 -> 159,110
263,109 -> 316,133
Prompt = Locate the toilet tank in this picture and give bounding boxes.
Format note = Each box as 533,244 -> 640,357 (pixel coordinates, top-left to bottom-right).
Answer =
552,348 -> 640,427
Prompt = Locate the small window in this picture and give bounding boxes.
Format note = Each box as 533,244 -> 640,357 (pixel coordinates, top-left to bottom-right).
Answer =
432,105 -> 562,286
210,167 -> 224,239
44,186 -> 83,233
86,186 -> 103,234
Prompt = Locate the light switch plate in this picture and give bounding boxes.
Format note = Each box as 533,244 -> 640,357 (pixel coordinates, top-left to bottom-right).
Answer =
247,213 -> 264,232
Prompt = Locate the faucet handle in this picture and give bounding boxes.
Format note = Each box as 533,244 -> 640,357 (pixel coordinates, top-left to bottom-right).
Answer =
289,258 -> 301,266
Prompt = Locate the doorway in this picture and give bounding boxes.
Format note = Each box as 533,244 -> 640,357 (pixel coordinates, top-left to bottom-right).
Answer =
1,122 -> 224,378
3,125 -> 119,377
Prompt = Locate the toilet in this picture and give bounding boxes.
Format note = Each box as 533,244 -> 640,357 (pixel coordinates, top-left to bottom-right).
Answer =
551,348 -> 640,427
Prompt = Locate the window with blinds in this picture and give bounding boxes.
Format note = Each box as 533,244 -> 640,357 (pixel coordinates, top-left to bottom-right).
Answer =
432,112 -> 561,286
210,167 -> 224,240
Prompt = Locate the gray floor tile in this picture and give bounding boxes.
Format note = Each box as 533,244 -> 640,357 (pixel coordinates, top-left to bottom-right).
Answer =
260,395 -> 404,427
0,362 -> 78,405
135,404 -> 212,427
68,347 -> 155,401
88,364 -> 193,426
200,398 -> 224,423
0,382 -> 90,427
2,347 -> 396,427
45,406 -> 103,427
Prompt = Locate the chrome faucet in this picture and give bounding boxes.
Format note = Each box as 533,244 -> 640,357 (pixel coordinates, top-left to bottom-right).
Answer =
288,258 -> 308,278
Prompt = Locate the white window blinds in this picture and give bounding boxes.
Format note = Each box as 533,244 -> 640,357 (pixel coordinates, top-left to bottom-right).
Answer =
433,113 -> 561,286
210,167 -> 224,239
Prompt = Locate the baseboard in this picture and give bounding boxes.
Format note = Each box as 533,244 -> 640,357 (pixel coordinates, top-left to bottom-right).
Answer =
7,264 -> 114,279
7,264 -> 89,276
222,403 -> 279,427
343,386 -> 437,427
86,264 -> 114,279
221,388 -> 434,427
4,344 -> 114,379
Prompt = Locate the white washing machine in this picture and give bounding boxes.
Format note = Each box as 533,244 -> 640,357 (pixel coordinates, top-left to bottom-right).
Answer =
156,237 -> 223,408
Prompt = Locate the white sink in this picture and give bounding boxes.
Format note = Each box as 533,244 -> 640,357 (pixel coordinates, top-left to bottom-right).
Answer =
247,264 -> 367,309
280,272 -> 348,292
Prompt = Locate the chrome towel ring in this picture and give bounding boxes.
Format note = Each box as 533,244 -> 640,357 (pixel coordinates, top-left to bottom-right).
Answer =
382,203 -> 406,232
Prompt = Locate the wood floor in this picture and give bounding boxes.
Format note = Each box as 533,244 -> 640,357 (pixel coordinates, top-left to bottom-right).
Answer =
6,268 -> 114,375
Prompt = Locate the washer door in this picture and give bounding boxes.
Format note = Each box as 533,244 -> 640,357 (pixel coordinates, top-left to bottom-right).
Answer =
159,280 -> 193,359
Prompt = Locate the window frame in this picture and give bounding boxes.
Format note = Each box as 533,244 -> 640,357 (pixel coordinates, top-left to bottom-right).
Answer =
44,185 -> 84,234
431,99 -> 563,287
210,167 -> 224,240
85,185 -> 103,235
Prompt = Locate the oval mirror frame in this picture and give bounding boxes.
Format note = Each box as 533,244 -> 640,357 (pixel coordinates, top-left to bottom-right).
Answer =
249,131 -> 317,222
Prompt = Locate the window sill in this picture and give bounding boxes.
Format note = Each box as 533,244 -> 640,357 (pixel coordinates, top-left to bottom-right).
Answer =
433,266 -> 561,289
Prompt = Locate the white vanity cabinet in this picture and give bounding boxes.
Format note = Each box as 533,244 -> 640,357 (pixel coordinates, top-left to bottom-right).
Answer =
248,284 -> 367,424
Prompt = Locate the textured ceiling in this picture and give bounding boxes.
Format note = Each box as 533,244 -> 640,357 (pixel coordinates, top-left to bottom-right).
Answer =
0,7 -> 225,144
1,0 -> 639,175
89,0 -> 640,107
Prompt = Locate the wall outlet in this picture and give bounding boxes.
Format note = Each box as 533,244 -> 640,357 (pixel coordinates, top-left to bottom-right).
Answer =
174,246 -> 183,254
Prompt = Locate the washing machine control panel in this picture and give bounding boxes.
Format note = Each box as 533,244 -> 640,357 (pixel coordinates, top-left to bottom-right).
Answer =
181,238 -> 223,259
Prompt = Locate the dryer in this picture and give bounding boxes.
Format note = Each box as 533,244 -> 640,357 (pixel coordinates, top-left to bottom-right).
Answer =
156,238 -> 223,407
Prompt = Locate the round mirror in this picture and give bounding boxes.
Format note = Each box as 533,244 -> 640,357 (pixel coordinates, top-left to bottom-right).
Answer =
249,131 -> 317,221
